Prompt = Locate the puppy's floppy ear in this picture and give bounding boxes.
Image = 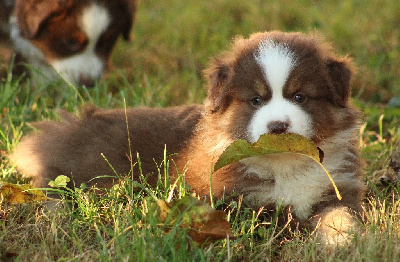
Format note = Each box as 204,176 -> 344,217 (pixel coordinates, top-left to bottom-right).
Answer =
204,58 -> 232,113
111,0 -> 138,41
121,0 -> 138,41
326,57 -> 355,107
15,0 -> 73,38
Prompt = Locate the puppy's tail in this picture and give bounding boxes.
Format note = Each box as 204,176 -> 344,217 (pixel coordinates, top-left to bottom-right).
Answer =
8,106 -> 119,189
8,109 -> 81,188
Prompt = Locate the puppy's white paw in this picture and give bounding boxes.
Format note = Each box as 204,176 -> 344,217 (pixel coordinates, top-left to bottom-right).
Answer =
313,206 -> 359,247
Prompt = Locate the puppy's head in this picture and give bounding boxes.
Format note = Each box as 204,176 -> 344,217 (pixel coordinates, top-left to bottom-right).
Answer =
12,0 -> 137,86
204,31 -> 357,144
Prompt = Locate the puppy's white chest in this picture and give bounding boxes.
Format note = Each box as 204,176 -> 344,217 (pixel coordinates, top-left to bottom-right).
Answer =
240,154 -> 331,220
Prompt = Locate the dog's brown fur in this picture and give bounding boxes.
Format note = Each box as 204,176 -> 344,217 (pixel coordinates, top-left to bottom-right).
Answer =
13,105 -> 202,189
13,0 -> 136,57
10,31 -> 365,245
2,0 -> 137,85
0,0 -> 14,74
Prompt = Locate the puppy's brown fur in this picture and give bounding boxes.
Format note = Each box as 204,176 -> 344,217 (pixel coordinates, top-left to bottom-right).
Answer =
10,31 -> 365,245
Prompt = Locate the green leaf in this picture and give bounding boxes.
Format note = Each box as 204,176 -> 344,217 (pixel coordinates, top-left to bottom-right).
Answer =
213,139 -> 268,171
214,133 -> 320,171
48,175 -> 70,188
214,133 -> 342,200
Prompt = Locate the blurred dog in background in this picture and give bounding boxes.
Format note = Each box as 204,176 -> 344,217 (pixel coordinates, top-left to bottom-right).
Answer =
0,0 -> 14,72
0,0 -> 137,86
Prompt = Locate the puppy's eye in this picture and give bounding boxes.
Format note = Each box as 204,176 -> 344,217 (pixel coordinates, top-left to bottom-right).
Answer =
294,93 -> 307,103
63,38 -> 82,53
251,96 -> 262,106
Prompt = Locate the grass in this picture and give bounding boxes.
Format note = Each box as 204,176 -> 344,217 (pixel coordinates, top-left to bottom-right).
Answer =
1,0 -> 400,260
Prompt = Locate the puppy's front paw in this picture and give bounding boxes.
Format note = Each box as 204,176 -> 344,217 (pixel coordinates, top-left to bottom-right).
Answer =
312,206 -> 359,247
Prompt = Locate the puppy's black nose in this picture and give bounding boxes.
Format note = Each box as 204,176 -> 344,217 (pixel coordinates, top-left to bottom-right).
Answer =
268,121 -> 289,134
79,76 -> 96,88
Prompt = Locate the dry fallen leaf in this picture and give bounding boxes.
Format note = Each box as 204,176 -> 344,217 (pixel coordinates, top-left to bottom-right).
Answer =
152,196 -> 234,243
214,133 -> 341,200
0,183 -> 47,204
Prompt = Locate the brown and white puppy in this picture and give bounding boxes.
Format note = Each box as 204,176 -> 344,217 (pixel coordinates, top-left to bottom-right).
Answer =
10,31 -> 365,245
7,0 -> 137,86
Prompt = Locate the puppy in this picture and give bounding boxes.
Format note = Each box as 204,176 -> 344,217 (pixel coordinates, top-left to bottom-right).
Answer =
10,31 -> 365,245
6,0 -> 137,86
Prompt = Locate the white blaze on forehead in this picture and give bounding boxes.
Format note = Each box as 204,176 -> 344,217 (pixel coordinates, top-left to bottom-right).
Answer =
248,39 -> 313,142
51,3 -> 111,84
254,39 -> 297,94
81,3 -> 111,43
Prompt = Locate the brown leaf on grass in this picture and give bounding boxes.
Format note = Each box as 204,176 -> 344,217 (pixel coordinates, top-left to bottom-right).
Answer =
0,183 -> 47,204
187,207 -> 234,243
153,196 -> 234,243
